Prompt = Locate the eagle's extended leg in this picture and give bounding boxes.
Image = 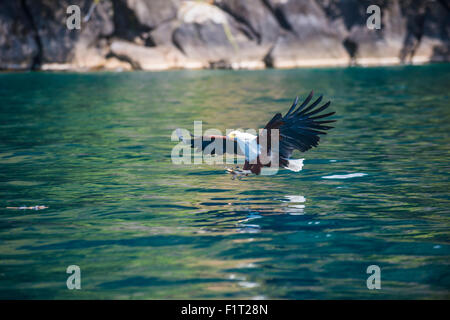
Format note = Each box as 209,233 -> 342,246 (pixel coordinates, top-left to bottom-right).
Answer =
226,163 -> 252,180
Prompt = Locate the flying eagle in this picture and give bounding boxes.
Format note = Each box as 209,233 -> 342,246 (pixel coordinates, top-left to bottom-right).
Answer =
176,91 -> 335,178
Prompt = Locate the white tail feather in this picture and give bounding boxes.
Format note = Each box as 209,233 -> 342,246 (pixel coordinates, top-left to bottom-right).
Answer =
286,158 -> 304,172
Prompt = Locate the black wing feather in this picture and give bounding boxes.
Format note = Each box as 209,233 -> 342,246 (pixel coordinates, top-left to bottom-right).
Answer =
264,113 -> 283,129
296,95 -> 323,116
285,96 -> 299,117
302,101 -> 330,118
292,90 -> 314,115
309,111 -> 335,120
261,91 -> 336,160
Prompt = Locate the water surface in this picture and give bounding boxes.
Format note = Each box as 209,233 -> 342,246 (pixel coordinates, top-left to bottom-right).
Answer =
0,65 -> 449,299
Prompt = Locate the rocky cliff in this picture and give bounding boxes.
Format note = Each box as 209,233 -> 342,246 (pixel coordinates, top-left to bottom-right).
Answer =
0,0 -> 448,71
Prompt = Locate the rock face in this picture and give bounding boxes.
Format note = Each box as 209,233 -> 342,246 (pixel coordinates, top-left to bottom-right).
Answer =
264,0 -> 350,67
112,0 -> 180,43
214,0 -> 280,45
0,0 -> 448,71
172,1 -> 270,69
0,1 -> 39,70
317,0 -> 408,65
110,39 -> 194,70
24,0 -> 114,70
410,0 -> 450,63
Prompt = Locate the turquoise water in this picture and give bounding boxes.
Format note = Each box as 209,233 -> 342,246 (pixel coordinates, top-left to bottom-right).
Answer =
0,65 -> 449,299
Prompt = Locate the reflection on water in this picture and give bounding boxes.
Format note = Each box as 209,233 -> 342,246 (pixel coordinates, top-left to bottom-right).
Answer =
0,65 -> 449,299
322,173 -> 368,179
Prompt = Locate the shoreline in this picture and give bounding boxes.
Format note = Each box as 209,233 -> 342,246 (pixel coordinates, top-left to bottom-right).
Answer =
1,59 -> 447,74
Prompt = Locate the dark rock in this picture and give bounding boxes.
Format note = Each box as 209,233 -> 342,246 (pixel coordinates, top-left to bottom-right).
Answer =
347,0 -> 406,65
411,0 -> 450,62
172,1 -> 268,69
173,21 -> 235,62
265,0 -> 349,67
0,1 -> 39,70
149,20 -> 179,47
1,0 -> 449,71
112,0 -> 151,42
120,0 -> 179,29
209,59 -> 233,69
112,0 -> 180,43
24,0 -> 113,69
214,0 -> 280,44
318,0 -> 449,65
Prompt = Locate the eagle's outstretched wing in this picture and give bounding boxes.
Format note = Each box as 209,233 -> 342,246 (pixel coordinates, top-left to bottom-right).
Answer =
262,90 -> 336,161
191,135 -> 240,155
176,129 -> 240,155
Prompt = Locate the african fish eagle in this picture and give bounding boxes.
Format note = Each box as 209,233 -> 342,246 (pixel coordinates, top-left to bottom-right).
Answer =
176,91 -> 335,177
